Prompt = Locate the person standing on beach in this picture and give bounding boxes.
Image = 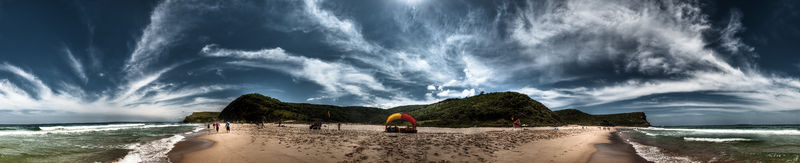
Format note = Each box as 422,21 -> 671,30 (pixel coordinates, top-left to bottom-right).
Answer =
225,122 -> 230,133
215,122 -> 220,132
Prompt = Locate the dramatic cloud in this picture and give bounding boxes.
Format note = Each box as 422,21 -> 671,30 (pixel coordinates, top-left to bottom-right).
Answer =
62,47 -> 88,84
2,0 -> 799,124
201,45 -> 387,99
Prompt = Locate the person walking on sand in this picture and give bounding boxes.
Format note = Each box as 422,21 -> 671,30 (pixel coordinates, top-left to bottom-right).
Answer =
215,122 -> 220,132
225,121 -> 231,133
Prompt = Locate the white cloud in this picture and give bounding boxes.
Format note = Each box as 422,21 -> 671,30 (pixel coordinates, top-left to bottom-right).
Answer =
720,9 -> 754,54
123,0 -> 182,76
0,63 -> 51,98
122,0 -> 221,79
509,0 -> 720,77
366,94 -> 442,108
426,85 -> 436,91
517,68 -> 800,112
0,0 -> 235,122
297,0 -> 497,91
63,47 -> 88,84
0,63 -> 229,122
435,88 -> 475,98
302,0 -> 378,53
461,55 -> 495,87
515,87 -> 576,108
202,45 -> 388,98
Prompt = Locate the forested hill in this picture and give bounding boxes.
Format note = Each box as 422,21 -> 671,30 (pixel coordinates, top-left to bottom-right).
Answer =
553,109 -> 651,127
184,92 -> 650,127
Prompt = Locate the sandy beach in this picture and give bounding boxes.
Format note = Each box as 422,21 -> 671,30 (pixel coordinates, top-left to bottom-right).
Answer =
172,124 -> 627,163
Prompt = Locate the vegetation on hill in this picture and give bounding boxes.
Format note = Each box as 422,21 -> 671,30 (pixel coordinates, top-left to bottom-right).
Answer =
408,92 -> 560,127
217,94 -> 389,124
594,112 -> 651,126
554,109 -> 650,127
188,92 -> 650,127
182,112 -> 220,123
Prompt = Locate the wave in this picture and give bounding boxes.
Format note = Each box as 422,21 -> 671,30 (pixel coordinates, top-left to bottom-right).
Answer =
39,123 -> 146,131
0,123 -> 195,136
118,133 -> 188,163
637,127 -> 800,135
0,126 -> 41,131
683,137 -> 751,142
625,138 -> 699,163
633,128 -> 661,136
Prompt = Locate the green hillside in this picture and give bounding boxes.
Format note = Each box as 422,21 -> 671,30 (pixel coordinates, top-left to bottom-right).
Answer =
217,93 -> 388,124
408,92 -> 560,127
187,92 -> 650,127
182,112 -> 220,123
554,109 -> 650,126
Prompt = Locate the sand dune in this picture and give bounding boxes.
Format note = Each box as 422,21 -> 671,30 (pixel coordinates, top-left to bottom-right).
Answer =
174,124 -> 616,163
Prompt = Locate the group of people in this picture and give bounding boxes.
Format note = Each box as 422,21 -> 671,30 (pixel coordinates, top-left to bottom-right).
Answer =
207,121 -> 231,133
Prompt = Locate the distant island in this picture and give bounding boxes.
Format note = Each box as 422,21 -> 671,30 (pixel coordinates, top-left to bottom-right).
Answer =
183,92 -> 650,127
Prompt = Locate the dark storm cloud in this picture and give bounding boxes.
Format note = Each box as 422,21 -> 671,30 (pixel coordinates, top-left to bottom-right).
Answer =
1,0 -> 799,125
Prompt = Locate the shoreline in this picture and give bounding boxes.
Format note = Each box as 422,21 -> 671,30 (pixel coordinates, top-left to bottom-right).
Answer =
172,124 -> 630,162
493,127 -> 615,162
167,131 -> 215,163
588,130 -> 650,163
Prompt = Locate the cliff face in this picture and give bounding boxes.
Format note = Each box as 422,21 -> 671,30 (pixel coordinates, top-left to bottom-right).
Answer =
189,92 -> 651,127
554,109 -> 650,126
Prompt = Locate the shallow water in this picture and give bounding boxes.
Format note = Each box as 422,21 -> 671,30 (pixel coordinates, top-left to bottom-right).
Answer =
0,123 -> 201,162
620,125 -> 800,162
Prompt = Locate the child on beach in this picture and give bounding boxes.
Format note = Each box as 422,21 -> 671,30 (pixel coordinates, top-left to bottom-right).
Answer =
225,122 -> 230,133
215,122 -> 219,132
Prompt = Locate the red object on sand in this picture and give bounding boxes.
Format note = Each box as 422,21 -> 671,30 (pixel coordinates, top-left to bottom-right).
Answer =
385,113 -> 418,133
385,113 -> 417,128
400,113 -> 417,127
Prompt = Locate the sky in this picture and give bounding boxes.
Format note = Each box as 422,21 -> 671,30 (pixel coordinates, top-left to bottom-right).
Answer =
1,0 -> 799,125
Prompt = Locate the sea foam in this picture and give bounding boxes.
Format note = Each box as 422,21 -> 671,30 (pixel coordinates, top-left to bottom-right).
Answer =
118,125 -> 203,163
0,123 -> 190,136
683,137 -> 751,142
625,138 -> 699,163
118,134 -> 186,163
638,127 -> 800,135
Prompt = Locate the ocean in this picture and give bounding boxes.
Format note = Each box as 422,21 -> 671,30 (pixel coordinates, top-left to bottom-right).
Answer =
0,123 -> 202,162
620,125 -> 800,162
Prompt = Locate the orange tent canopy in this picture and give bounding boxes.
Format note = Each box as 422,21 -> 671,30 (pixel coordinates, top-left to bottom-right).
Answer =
385,113 -> 417,128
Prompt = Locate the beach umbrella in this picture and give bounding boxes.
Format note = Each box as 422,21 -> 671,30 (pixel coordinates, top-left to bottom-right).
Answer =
385,113 -> 417,128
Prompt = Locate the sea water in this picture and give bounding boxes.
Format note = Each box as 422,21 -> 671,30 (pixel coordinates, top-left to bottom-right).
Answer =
620,125 -> 800,162
0,123 -> 202,162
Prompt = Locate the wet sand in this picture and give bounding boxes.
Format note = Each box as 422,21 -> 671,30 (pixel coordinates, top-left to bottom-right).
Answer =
172,124 -> 625,162
167,136 -> 214,163
494,127 -> 616,163
589,131 -> 650,163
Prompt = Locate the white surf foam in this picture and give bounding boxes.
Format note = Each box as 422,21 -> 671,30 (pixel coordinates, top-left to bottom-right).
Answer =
0,123 -> 193,136
118,134 -> 186,163
639,127 -> 800,135
634,128 -> 661,136
683,137 -> 751,142
39,123 -> 145,131
625,138 -> 698,163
